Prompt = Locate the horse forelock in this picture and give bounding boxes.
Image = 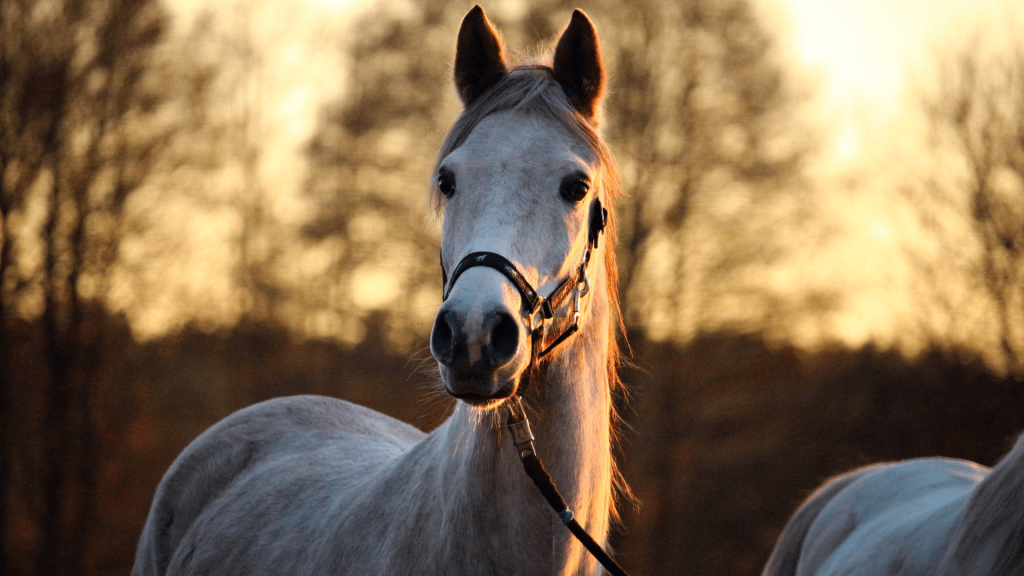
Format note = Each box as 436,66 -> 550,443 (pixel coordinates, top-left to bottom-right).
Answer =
431,64 -> 633,517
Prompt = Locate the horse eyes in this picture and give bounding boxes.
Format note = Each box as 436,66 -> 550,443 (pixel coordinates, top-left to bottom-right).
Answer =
561,180 -> 590,203
438,172 -> 456,198
440,171 -> 588,202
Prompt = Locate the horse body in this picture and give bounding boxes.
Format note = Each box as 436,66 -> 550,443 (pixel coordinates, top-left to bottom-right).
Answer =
131,394 -> 565,575
763,434 -> 1024,576
133,300 -> 610,575
133,7 -> 621,575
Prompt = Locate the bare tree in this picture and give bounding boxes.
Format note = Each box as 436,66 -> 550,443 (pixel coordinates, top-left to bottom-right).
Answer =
593,0 -> 814,337
302,0 -> 813,348
1,3 -> 77,572
917,39 -> 1024,374
301,0 -> 466,348
0,0 -> 206,572
217,0 -> 285,322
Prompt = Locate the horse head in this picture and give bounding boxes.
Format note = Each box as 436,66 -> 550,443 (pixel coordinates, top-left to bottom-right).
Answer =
429,6 -> 615,406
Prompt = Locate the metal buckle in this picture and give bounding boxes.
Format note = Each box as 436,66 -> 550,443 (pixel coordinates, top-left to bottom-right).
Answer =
570,274 -> 588,325
505,396 -> 537,459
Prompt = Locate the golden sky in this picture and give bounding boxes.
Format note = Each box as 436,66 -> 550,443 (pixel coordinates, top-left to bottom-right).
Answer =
148,0 -> 1023,354
163,0 -> 1024,198
755,0 -> 1023,354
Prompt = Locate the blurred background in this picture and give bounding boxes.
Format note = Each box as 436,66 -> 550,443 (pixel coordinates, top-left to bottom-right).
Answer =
2,0 -> 1024,574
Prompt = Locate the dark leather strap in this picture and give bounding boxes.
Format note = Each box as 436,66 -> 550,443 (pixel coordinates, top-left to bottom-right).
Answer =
443,252 -> 544,313
441,251 -> 587,320
519,325 -> 545,397
440,252 -> 448,291
544,260 -> 583,315
440,199 -> 603,302
588,198 -> 607,250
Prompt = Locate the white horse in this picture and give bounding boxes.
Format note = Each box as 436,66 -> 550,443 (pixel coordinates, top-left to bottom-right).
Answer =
762,432 -> 1024,576
132,6 -> 627,575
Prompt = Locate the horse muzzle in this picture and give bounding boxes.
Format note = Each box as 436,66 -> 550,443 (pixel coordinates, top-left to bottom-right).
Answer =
430,287 -> 529,404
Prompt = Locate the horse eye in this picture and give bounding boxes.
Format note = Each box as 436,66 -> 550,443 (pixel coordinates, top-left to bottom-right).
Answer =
438,172 -> 456,197
561,180 -> 589,203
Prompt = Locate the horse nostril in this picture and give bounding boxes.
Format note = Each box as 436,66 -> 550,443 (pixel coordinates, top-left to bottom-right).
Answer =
489,311 -> 519,366
432,308 -> 520,371
430,310 -> 456,364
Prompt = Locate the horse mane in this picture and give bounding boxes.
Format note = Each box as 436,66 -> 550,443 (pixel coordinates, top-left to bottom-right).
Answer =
940,432 -> 1024,576
430,65 -> 633,515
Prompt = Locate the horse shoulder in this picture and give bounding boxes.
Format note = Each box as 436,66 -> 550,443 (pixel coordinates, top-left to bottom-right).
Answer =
131,395 -> 425,576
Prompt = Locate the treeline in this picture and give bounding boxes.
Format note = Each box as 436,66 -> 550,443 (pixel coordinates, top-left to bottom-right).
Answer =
1,312 -> 439,575
0,0 -> 210,573
302,0 -> 817,345
4,313 -> 1022,575
619,334 -> 1024,575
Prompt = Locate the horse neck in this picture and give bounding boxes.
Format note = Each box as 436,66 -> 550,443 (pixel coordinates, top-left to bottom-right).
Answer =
940,433 -> 1024,576
540,251 -> 616,537
432,254 -> 615,573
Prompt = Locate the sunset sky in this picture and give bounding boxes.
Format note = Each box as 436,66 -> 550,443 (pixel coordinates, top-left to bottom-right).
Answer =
150,0 -> 1023,355
164,0 -> 1021,191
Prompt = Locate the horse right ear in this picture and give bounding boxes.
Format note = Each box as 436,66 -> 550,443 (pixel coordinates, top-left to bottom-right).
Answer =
552,10 -> 605,122
454,5 -> 508,107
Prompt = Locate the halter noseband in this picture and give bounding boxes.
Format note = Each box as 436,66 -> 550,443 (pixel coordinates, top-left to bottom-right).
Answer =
439,198 -> 607,396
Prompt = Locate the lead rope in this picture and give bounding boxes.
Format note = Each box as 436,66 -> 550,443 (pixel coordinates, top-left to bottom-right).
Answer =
505,396 -> 629,576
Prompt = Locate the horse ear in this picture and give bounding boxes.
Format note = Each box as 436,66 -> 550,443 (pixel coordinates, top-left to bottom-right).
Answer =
454,5 -> 508,107
552,10 -> 605,121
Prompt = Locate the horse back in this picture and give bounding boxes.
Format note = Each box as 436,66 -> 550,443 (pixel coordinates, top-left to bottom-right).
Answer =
761,466 -> 873,576
131,395 -> 425,576
764,458 -> 987,576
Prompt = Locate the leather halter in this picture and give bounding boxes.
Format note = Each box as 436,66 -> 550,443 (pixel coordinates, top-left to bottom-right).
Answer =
439,198 -> 607,396
438,196 -> 630,576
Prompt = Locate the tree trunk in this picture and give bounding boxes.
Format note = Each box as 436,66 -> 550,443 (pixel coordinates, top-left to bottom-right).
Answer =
0,207 -> 12,576
36,159 -> 95,576
38,167 -> 72,576
67,174 -> 94,575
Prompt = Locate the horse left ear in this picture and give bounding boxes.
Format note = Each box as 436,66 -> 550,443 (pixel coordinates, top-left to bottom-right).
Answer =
454,5 -> 508,107
552,10 -> 605,121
